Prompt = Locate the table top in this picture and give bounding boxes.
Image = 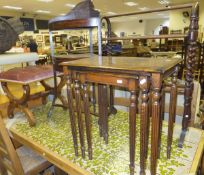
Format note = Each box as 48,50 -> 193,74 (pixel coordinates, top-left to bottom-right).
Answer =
6,104 -> 204,175
54,53 -> 92,60
61,56 -> 182,74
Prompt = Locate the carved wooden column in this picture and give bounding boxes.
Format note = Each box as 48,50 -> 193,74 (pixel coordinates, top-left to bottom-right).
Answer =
167,67 -> 178,158
179,2 -> 199,147
82,83 -> 92,159
74,80 -> 85,158
139,76 -> 150,175
151,73 -> 162,175
66,75 -> 78,157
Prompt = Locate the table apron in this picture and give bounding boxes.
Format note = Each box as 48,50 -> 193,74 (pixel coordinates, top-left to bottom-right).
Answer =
78,72 -> 138,89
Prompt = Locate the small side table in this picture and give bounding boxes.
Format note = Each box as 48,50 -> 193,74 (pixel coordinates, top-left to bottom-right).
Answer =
62,56 -> 182,175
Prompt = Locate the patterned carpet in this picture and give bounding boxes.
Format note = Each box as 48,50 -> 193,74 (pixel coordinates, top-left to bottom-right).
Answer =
14,104 -> 201,175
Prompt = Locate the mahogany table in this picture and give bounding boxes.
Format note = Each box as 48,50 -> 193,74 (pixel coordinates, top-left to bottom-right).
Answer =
62,56 -> 182,175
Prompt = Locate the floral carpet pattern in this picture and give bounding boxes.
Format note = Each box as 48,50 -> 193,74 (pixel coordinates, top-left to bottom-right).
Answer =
14,104 -> 202,175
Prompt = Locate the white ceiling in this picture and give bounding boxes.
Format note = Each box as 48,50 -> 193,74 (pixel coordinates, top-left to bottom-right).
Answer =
0,0 -> 199,20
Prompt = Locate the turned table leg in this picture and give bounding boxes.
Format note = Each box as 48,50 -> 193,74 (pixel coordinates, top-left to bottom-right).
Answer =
167,67 -> 178,158
139,76 -> 150,175
98,84 -> 103,137
82,83 -> 92,159
98,84 -> 109,144
109,85 -> 117,115
158,82 -> 165,159
129,85 -> 137,175
66,76 -> 78,157
74,80 -> 85,158
151,73 -> 162,175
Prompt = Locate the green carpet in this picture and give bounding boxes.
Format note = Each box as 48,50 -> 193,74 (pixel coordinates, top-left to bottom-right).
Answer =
15,104 -> 197,175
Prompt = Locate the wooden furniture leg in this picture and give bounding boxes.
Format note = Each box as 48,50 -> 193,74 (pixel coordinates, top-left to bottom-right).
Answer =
74,80 -> 85,158
82,83 -> 92,159
167,67 -> 178,158
158,82 -> 165,159
98,84 -> 103,137
109,85 -> 117,114
1,82 -> 36,126
98,84 -> 109,144
129,82 -> 137,175
66,76 -> 78,157
139,76 -> 149,175
101,85 -> 109,144
178,3 -> 199,148
151,73 -> 162,175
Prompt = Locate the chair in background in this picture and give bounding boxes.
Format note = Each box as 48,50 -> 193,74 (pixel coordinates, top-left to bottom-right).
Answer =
0,112 -> 51,175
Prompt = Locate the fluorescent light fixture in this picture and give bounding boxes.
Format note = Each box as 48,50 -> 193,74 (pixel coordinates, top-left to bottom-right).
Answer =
65,3 -> 75,8
36,10 -> 51,13
107,12 -> 117,15
138,7 -> 149,11
158,0 -> 170,5
3,5 -> 22,10
124,2 -> 138,6
37,0 -> 54,2
60,13 -> 66,16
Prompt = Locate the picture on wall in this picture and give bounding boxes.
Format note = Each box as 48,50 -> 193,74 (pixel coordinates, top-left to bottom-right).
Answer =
36,35 -> 43,42
44,35 -> 50,46
55,35 -> 62,43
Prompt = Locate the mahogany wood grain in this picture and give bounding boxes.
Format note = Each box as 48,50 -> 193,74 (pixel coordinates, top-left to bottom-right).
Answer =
167,67 -> 178,158
129,89 -> 137,175
74,80 -> 85,158
49,17 -> 100,31
66,76 -> 78,157
179,2 -> 199,147
139,76 -> 150,175
82,83 -> 92,159
151,73 -> 162,175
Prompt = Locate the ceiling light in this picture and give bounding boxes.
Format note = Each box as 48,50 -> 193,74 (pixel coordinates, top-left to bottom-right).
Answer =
65,3 -> 75,8
138,7 -> 149,11
36,10 -> 51,14
124,2 -> 138,6
107,12 -> 117,15
3,5 -> 22,10
60,13 -> 66,16
37,0 -> 54,2
158,0 -> 170,5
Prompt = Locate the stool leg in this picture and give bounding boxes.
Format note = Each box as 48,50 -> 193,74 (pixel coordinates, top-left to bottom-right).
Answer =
151,73 -> 162,175
139,76 -> 150,175
66,77 -> 78,157
167,67 -> 178,158
75,80 -> 85,158
83,83 -> 92,159
129,89 -> 137,175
